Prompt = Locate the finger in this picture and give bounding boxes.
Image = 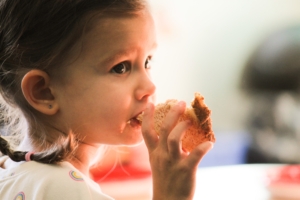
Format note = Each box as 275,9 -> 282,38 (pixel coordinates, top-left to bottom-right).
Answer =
167,120 -> 191,159
159,101 -> 186,151
142,103 -> 158,152
186,141 -> 213,168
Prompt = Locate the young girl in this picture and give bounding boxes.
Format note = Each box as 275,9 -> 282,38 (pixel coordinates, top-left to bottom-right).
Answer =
0,0 -> 213,199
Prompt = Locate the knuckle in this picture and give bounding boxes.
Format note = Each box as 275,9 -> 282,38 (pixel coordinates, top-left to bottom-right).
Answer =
159,123 -> 169,134
150,152 -> 171,168
169,106 -> 181,117
167,136 -> 178,147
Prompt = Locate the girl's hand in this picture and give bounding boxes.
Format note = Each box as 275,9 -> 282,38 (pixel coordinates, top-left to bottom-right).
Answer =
142,101 -> 213,200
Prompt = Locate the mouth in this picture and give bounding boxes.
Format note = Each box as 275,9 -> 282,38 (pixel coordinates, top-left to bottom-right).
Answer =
127,112 -> 144,127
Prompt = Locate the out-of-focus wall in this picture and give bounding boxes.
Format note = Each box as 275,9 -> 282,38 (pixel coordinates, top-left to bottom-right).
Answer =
149,0 -> 300,132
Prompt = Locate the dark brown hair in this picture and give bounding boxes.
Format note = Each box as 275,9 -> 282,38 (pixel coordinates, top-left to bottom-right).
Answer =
0,0 -> 146,163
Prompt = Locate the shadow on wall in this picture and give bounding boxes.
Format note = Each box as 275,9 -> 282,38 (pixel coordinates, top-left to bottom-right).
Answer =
240,25 -> 300,164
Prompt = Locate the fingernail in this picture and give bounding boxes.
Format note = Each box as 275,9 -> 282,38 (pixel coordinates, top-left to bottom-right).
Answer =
178,101 -> 186,108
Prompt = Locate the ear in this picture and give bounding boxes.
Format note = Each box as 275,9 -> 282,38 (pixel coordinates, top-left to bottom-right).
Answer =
21,69 -> 59,115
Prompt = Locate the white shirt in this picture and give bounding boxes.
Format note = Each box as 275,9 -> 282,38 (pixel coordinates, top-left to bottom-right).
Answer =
0,156 -> 114,200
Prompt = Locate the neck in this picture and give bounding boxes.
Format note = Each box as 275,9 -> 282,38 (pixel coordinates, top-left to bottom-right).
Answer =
18,134 -> 35,151
67,141 -> 100,177
17,133 -> 101,177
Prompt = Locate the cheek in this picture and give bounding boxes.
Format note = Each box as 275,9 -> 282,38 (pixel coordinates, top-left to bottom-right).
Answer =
95,97 -> 129,126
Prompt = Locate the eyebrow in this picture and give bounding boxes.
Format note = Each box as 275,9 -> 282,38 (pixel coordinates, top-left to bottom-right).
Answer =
101,42 -> 158,66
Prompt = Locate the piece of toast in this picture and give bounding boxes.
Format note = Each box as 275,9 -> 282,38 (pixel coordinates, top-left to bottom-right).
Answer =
140,93 -> 215,152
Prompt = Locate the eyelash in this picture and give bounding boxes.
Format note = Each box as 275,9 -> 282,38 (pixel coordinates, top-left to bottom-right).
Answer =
110,57 -> 152,74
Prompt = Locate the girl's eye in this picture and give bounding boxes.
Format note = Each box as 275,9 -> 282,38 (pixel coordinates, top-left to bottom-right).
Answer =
111,63 -> 129,74
145,57 -> 152,69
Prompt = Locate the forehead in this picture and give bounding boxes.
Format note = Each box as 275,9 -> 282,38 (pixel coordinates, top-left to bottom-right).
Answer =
80,10 -> 156,56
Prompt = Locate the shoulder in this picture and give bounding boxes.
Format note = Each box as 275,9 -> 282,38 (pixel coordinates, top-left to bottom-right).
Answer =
14,161 -> 114,200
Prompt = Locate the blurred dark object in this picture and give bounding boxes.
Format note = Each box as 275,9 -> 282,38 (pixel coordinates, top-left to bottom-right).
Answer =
241,26 -> 300,92
241,25 -> 300,164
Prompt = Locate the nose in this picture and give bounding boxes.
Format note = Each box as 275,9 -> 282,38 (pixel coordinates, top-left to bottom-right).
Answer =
135,70 -> 156,101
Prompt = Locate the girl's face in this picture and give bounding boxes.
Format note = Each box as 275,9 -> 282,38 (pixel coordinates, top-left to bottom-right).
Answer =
54,10 -> 157,146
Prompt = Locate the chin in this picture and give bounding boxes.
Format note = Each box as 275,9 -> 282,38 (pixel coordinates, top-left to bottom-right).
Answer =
124,138 -> 144,147
120,127 -> 144,146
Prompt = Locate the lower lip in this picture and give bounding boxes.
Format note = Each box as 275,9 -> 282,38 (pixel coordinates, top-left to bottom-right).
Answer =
128,118 -> 141,128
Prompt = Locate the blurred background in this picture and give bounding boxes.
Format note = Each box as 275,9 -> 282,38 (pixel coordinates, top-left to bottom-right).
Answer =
96,1 -> 300,199
149,0 -> 300,166
150,0 -> 300,131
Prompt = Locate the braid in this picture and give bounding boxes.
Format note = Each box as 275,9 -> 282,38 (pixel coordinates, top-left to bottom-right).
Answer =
0,136 -> 27,162
0,132 -> 76,164
32,132 -> 77,164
